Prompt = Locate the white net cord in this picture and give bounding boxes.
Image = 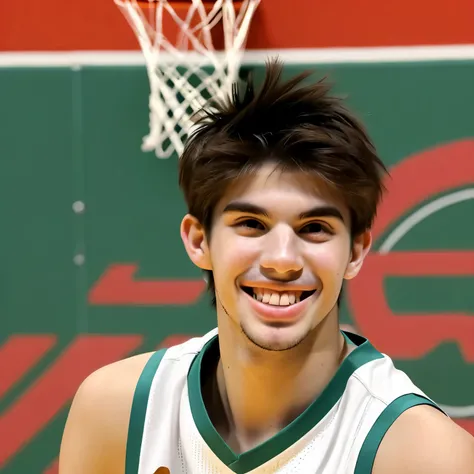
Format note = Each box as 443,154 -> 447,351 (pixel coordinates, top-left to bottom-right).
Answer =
114,0 -> 260,158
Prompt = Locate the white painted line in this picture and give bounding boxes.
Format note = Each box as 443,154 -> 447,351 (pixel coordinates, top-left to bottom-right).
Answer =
1,45 -> 474,67
379,189 -> 474,254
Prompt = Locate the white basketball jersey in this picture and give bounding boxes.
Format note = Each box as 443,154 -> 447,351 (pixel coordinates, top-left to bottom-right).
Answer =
125,329 -> 441,474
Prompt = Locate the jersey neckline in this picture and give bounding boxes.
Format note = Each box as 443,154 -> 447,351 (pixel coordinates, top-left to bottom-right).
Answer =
187,331 -> 384,473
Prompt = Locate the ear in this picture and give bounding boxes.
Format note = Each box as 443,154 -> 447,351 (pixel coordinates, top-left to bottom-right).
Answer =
344,230 -> 372,280
180,214 -> 212,271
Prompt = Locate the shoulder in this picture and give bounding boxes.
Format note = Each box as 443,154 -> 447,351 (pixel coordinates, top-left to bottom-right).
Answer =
59,351 -> 157,474
373,404 -> 474,474
69,350 -> 159,416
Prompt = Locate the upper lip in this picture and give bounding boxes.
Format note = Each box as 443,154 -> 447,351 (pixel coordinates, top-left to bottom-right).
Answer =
240,282 -> 318,293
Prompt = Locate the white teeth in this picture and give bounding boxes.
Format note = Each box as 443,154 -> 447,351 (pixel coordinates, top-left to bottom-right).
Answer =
250,288 -> 305,306
269,293 -> 280,305
280,293 -> 290,306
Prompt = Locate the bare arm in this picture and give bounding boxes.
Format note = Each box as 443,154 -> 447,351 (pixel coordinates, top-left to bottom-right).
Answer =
59,353 -> 153,474
373,404 -> 474,474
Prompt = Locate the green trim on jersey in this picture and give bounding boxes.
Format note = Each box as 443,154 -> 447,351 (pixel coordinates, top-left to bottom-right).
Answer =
188,331 -> 384,474
354,393 -> 442,474
125,349 -> 167,474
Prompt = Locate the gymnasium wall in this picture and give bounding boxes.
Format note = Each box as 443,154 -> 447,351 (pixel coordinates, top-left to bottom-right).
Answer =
2,0 -> 474,50
1,2 -> 474,472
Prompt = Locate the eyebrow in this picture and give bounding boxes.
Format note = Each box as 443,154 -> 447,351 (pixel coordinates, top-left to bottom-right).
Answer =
298,206 -> 344,222
223,202 -> 270,217
223,201 -> 345,222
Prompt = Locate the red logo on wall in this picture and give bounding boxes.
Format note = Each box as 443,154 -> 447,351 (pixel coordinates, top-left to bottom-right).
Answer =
347,140 -> 474,360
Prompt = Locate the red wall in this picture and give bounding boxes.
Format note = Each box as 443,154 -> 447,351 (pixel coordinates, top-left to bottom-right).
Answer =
2,0 -> 474,51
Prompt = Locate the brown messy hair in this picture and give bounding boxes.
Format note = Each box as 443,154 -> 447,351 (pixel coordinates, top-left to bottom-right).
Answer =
179,59 -> 388,303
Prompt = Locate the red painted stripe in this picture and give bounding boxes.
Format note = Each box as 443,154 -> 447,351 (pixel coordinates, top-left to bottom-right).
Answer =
88,264 -> 205,305
0,335 -> 56,398
0,335 -> 142,468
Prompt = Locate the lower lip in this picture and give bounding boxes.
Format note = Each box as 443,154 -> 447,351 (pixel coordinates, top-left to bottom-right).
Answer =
242,290 -> 314,322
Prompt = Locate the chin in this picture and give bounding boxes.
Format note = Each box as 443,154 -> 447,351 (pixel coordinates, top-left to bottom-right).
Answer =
240,321 -> 311,352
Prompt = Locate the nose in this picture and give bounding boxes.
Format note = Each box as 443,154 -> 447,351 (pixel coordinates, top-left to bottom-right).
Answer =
259,224 -> 304,279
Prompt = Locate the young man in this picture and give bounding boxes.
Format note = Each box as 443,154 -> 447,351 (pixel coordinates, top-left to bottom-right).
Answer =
59,60 -> 474,473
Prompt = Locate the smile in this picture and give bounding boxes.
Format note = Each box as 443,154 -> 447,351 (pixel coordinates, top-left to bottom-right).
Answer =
240,285 -> 318,322
241,286 -> 317,306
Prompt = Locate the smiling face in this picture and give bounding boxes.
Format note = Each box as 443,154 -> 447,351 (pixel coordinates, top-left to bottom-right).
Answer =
181,162 -> 372,351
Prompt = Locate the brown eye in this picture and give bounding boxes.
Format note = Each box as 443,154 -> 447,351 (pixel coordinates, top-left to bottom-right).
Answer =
238,219 -> 265,231
301,223 -> 325,233
300,222 -> 333,236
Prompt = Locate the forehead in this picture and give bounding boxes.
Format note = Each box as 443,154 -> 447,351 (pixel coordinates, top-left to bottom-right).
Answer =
217,162 -> 349,219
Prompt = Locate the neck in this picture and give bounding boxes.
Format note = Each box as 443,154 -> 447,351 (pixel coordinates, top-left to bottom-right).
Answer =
213,307 -> 348,453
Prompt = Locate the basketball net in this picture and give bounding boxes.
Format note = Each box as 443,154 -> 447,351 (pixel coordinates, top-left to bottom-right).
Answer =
114,0 -> 260,158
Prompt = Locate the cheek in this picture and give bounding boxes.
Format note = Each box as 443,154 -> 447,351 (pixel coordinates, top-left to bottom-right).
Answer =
307,240 -> 351,279
210,233 -> 260,284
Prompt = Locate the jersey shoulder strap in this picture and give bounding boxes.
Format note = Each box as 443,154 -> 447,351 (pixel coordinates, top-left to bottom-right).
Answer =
123,329 -> 218,474
354,392 -> 443,473
125,349 -> 167,474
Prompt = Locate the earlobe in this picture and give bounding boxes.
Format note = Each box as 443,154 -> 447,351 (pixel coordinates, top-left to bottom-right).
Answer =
180,214 -> 212,271
344,231 -> 372,280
